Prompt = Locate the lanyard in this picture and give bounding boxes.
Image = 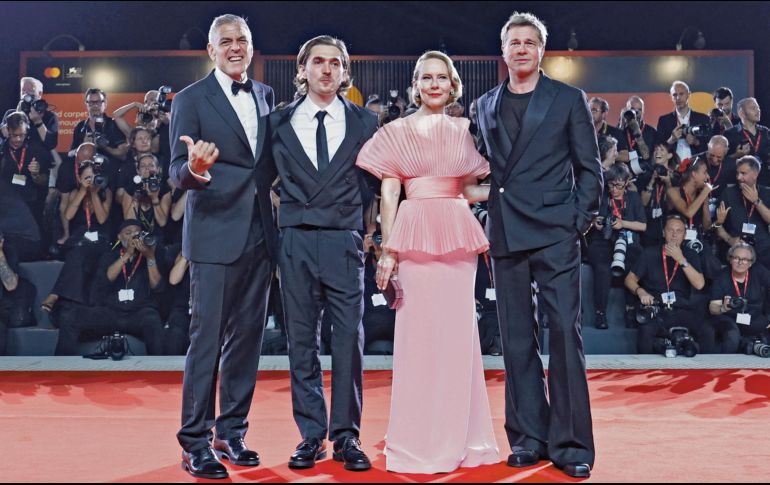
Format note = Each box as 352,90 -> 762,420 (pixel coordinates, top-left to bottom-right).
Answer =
655,184 -> 665,207
743,196 -> 756,220
120,250 -> 143,288
83,197 -> 92,230
9,147 -> 27,173
597,122 -> 608,136
662,247 -> 680,292
611,197 -> 625,219
731,270 -> 749,298
483,252 -> 494,289
710,161 -> 723,185
743,130 -> 761,153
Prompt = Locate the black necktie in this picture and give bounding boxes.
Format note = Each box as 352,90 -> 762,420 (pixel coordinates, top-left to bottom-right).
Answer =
315,111 -> 329,173
231,79 -> 253,96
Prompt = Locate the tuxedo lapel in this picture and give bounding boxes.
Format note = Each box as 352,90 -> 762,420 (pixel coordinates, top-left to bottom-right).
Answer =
309,97 -> 362,200
250,84 -> 266,162
275,98 -> 320,181
502,73 -> 558,182
204,72 -> 252,158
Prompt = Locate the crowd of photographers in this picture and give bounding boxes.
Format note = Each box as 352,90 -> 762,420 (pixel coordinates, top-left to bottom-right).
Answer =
1,77 -> 769,359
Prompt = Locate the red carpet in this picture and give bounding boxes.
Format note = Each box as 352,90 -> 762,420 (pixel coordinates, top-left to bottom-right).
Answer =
1,369 -> 769,482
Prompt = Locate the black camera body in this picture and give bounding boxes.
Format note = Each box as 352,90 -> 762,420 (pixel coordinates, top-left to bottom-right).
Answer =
19,95 -> 48,115
669,326 -> 699,357
636,302 -> 661,324
157,85 -> 173,113
133,174 -> 161,198
84,331 -> 128,360
682,123 -> 710,138
80,154 -> 109,190
729,296 -> 748,313
685,238 -> 704,254
653,164 -> 669,177
137,230 -> 157,248
90,117 -> 110,149
742,336 -> 770,358
382,89 -> 402,124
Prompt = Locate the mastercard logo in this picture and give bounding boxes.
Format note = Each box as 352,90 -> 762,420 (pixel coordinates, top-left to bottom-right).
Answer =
44,67 -> 61,79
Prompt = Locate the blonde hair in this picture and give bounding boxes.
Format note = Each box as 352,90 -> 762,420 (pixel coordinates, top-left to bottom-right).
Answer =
410,51 -> 463,107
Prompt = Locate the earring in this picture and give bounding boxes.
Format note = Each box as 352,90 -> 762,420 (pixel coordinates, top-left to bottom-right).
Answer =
414,92 -> 421,98
449,90 -> 455,96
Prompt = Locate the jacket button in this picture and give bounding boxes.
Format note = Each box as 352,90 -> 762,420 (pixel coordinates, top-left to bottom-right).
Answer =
499,187 -> 505,193
304,203 -> 311,209
345,177 -> 351,183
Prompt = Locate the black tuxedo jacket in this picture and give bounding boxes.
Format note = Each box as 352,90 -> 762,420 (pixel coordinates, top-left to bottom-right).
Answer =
476,73 -> 603,256
267,95 -> 378,230
169,70 -> 277,264
655,110 -> 710,149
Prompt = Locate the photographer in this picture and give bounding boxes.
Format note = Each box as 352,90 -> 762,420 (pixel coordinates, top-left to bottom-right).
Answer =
113,89 -> 171,159
598,135 -> 619,172
724,98 -> 770,186
591,97 -> 627,155
120,153 -> 171,247
637,144 -> 678,247
656,81 -> 710,162
689,135 -> 734,204
3,77 -> 59,151
586,163 -> 646,329
116,127 -> 169,206
0,111 -> 52,232
667,156 -> 716,264
713,87 -> 740,130
616,96 -> 657,172
625,215 -> 706,354
713,156 -> 770,269
54,219 -> 164,356
706,243 -> 770,353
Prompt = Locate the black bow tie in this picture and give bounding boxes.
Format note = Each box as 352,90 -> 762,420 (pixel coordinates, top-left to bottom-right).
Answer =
231,79 -> 253,96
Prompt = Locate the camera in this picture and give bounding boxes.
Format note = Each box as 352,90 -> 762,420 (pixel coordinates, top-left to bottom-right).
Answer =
653,164 -> 669,177
741,336 -> 770,358
710,108 -> 725,120
655,326 -> 699,358
622,108 -> 639,122
80,154 -> 109,190
729,296 -> 748,312
157,85 -> 173,113
685,238 -> 704,254
135,230 -> 157,248
598,215 -> 616,241
373,234 -> 383,246
611,236 -> 628,277
19,95 -> 48,115
682,123 -> 710,138
636,302 -> 661,325
133,174 -> 161,198
382,89 -> 402,124
83,331 -> 128,360
90,116 -> 110,149
139,111 -> 155,123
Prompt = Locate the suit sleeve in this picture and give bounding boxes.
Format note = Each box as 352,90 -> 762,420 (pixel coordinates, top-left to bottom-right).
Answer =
568,90 -> 603,234
169,90 -> 208,191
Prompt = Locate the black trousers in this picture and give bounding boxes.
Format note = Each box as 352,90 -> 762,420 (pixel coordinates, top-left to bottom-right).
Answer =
164,307 -> 191,355
51,238 -> 110,304
701,314 -> 742,354
279,227 -> 365,442
54,303 -> 164,355
492,234 -> 595,468
177,241 -> 271,452
637,307 -> 700,354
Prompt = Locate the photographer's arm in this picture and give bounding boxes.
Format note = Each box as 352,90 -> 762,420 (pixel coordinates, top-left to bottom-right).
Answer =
709,298 -> 730,316
151,191 -> 171,227
104,142 -> 129,161
113,102 -> 143,138
106,248 -> 133,283
92,188 -> 112,225
64,187 -> 88,221
462,175 -> 490,203
170,190 -> 187,222
0,241 -> 19,292
666,185 -> 711,220
169,253 -> 189,286
625,271 -> 654,305
620,220 -> 646,232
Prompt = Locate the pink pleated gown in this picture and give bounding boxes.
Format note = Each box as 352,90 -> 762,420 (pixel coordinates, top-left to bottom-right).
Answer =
356,114 -> 499,474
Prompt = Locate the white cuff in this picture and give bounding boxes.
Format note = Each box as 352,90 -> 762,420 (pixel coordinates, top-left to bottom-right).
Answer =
189,164 -> 211,183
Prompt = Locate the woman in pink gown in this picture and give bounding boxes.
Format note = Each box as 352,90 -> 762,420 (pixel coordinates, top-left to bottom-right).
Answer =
356,51 -> 499,474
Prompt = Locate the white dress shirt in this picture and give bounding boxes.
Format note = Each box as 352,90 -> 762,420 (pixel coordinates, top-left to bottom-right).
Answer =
676,108 -> 692,161
290,95 -> 346,169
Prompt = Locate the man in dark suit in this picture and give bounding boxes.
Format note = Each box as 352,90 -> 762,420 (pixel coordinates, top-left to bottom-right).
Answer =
168,14 -> 276,480
266,35 -> 377,472
655,80 -> 711,162
475,11 -> 603,479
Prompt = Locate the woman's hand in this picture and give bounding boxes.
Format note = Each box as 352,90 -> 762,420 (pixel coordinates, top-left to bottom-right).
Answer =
376,250 -> 398,291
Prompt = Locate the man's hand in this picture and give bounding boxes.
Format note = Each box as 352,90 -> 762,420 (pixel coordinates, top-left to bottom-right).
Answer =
180,135 -> 218,175
740,183 -> 759,204
28,108 -> 43,125
612,218 -> 624,230
28,158 -> 40,176
668,124 -> 684,144
735,142 -> 751,158
716,201 -> 731,225
638,289 -> 655,306
133,237 -> 155,259
685,133 -> 699,146
665,242 -> 685,263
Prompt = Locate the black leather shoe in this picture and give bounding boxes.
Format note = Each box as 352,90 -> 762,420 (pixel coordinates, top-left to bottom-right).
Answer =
288,438 -> 326,469
507,449 -> 541,468
213,436 -> 260,466
561,462 -> 591,478
333,437 -> 371,471
181,447 -> 229,479
595,311 -> 609,330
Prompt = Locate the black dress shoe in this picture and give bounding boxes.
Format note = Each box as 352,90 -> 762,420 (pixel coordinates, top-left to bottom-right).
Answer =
595,311 -> 609,330
561,462 -> 591,478
213,436 -> 260,466
333,437 -> 371,471
181,447 -> 229,479
288,438 -> 326,469
507,449 -> 541,468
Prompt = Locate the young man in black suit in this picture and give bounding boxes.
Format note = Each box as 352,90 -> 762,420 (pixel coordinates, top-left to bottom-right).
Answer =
169,14 -> 276,480
475,11 -> 603,479
266,35 -> 378,472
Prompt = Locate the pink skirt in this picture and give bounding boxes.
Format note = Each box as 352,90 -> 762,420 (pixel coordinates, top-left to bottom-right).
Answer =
385,249 -> 499,474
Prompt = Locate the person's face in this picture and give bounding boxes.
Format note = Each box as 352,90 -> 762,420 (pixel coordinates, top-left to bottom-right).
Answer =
608,179 -> 627,199
207,22 -> 253,80
670,85 -> 690,110
692,163 -> 709,187
604,144 -> 618,162
86,93 -> 106,118
299,44 -> 347,99
740,100 -> 761,124
736,163 -> 758,186
414,58 -> 453,111
716,96 -> 733,116
629,99 -> 644,121
137,157 -> 158,178
20,80 -> 40,100
729,248 -> 754,274
133,130 -> 153,153
144,91 -> 159,112
119,225 -> 141,248
502,25 -> 544,78
707,143 -> 727,166
7,125 -> 28,150
664,219 -> 686,246
590,102 -> 606,125
79,166 -> 95,185
654,144 -> 673,166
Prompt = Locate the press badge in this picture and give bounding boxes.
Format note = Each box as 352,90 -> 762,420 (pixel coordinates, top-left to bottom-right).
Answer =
652,208 -> 663,219
736,313 -> 752,325
12,174 -> 26,186
742,223 -> 757,235
685,228 -> 698,241
661,291 -> 676,305
486,288 -> 497,301
84,231 -> 99,242
371,293 -> 387,307
118,289 -> 135,302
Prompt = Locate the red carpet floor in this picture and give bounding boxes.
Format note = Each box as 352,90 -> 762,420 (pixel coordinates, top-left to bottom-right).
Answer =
1,369 -> 769,482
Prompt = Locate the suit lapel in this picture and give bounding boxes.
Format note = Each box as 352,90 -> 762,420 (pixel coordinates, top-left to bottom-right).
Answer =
489,83 -> 514,162
502,73 -> 558,183
250,84 -> 266,162
275,97 -> 320,181
204,72 -> 252,157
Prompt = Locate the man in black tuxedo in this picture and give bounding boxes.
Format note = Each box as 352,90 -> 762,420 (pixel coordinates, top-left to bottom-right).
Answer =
266,35 -> 377,472
475,11 -> 602,479
169,14 -> 276,480
655,80 -> 710,162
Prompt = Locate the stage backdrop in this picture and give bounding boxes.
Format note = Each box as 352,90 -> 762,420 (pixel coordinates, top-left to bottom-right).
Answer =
22,50 -> 753,152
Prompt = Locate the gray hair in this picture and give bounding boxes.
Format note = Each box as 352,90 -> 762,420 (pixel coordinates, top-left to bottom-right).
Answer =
736,155 -> 761,173
708,135 -> 729,150
737,97 -> 758,116
626,95 -> 645,110
670,80 -> 690,94
590,97 -> 609,113
208,14 -> 251,45
727,242 -> 756,264
500,11 -> 548,46
20,77 -> 43,95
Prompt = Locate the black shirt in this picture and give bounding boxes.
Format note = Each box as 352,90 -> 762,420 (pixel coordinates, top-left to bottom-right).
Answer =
70,116 -> 126,152
500,89 -> 532,149
718,185 -> 770,249
596,122 -> 625,149
0,183 -> 40,242
94,247 -> 163,312
633,244 -> 702,307
635,174 -> 670,246
588,190 -> 647,245
622,124 -> 657,164
709,264 -> 770,316
0,139 -> 52,203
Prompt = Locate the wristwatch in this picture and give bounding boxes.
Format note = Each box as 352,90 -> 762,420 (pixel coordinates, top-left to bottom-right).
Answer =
680,259 -> 689,268
753,199 -> 762,206
147,259 -> 156,267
